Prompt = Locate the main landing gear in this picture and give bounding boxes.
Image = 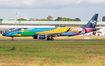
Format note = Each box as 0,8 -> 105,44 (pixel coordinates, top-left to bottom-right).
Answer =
93,31 -> 96,35
47,37 -> 54,40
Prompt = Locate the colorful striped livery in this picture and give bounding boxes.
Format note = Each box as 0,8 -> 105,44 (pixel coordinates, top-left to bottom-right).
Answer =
2,14 -> 99,40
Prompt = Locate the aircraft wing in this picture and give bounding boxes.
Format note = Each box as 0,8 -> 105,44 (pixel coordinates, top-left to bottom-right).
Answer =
39,32 -> 63,37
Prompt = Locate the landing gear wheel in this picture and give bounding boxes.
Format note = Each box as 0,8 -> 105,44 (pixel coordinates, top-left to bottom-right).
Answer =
47,37 -> 50,40
51,37 -> 54,40
93,31 -> 96,35
47,37 -> 54,40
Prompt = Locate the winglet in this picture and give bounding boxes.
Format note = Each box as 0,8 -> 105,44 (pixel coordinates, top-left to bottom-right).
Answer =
66,27 -> 71,32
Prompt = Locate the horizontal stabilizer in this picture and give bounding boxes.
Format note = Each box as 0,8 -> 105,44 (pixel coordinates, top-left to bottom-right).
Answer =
89,28 -> 101,31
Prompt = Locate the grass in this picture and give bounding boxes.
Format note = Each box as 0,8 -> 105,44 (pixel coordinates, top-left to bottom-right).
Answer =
0,41 -> 105,66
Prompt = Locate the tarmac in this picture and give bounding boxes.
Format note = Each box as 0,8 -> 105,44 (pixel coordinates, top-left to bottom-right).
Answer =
0,39 -> 105,41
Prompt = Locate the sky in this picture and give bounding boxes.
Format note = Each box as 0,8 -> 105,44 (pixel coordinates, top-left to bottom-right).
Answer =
0,0 -> 105,21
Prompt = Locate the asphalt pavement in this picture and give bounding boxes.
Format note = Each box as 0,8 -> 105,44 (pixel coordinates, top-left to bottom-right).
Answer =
0,39 -> 105,41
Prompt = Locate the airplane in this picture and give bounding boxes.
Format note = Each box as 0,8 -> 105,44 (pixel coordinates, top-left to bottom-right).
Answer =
2,14 -> 99,40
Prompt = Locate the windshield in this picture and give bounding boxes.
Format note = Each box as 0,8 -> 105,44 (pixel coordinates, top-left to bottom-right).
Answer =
7,28 -> 18,32
2,28 -> 28,36
8,28 -> 16,32
7,28 -> 27,32
4,28 -> 27,34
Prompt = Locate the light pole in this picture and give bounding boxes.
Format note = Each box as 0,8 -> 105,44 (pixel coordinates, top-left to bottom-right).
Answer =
15,12 -> 18,26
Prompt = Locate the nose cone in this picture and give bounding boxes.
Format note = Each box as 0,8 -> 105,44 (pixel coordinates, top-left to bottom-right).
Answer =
2,33 -> 6,36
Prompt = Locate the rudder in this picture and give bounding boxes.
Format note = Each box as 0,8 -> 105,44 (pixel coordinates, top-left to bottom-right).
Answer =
82,14 -> 98,28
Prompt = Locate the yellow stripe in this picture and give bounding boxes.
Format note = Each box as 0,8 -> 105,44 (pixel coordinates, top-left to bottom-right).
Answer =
14,34 -> 22,36
36,27 -> 70,34
70,27 -> 78,30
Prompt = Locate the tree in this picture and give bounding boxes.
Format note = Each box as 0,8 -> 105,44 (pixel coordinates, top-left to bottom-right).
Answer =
59,17 -> 71,21
55,17 -> 81,21
102,16 -> 105,22
75,18 -> 81,21
17,18 -> 27,21
36,19 -> 39,21
71,19 -> 76,21
37,19 -> 47,21
55,17 -> 62,21
47,15 -> 53,21
29,18 -> 36,21
55,17 -> 72,21
0,18 -> 3,21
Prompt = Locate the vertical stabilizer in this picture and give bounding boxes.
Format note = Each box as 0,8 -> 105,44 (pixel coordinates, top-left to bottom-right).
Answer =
82,14 -> 98,28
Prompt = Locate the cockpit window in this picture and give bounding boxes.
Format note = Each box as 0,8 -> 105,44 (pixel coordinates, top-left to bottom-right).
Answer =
2,28 -> 28,36
5,28 -> 27,33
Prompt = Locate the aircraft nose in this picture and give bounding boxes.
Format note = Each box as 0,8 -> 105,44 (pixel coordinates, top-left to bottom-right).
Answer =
2,33 -> 6,36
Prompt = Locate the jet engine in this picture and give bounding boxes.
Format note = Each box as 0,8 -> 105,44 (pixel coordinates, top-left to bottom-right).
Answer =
38,34 -> 46,39
33,34 -> 46,39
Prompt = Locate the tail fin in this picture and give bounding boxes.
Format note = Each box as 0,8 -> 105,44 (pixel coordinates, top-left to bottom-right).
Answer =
82,14 -> 98,28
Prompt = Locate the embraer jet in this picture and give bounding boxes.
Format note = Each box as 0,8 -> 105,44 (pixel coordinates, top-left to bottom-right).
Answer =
2,14 -> 99,40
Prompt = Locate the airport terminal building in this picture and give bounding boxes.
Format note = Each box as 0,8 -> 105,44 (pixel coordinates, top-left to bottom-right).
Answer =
0,21 -> 105,35
0,21 -> 105,27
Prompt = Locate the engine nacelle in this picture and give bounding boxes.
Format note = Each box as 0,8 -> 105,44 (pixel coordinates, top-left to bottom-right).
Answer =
33,34 -> 46,39
33,34 -> 47,39
37,34 -> 46,39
